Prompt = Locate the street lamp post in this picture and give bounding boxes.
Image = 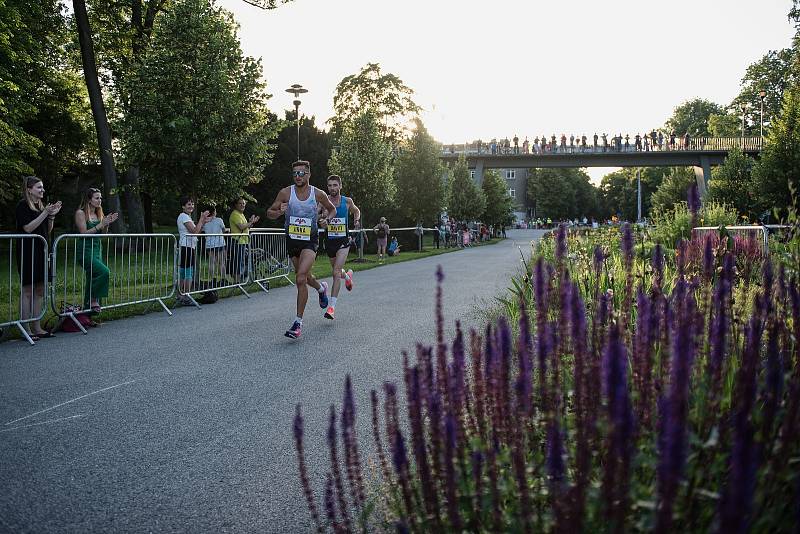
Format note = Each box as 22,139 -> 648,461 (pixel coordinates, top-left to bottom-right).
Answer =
740,103 -> 747,148
284,83 -> 308,160
759,89 -> 767,139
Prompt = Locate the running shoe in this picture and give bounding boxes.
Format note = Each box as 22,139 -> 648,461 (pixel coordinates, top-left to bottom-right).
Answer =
285,320 -> 302,339
318,281 -> 329,308
324,306 -> 335,320
344,269 -> 354,291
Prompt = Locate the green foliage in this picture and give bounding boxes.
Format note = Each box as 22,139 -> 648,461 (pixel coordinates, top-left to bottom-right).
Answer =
708,112 -> 740,137
330,63 -> 421,145
0,0 -> 90,204
729,48 -> 796,135
650,167 -> 696,214
480,170 -> 515,228
649,200 -> 738,247
121,0 -> 279,203
528,168 -> 598,220
599,167 -> 664,221
328,109 -> 395,223
751,84 -> 800,219
707,147 -> 756,218
446,154 -> 484,222
664,98 -> 725,136
394,118 -> 445,226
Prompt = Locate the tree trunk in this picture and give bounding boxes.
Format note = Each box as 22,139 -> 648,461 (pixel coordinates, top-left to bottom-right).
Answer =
74,0 -> 125,233
122,166 -> 145,233
142,191 -> 154,234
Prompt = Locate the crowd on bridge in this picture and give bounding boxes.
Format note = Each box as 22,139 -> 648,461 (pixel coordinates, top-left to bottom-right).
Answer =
445,130 -> 698,156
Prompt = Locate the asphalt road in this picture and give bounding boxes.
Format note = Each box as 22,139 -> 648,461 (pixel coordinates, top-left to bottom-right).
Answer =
0,229 -> 545,533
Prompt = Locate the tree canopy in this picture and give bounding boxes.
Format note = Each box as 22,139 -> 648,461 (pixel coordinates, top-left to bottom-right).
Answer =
394,119 -> 445,226
480,170 -> 515,228
447,155 -> 484,223
664,98 -> 725,137
529,168 -> 599,221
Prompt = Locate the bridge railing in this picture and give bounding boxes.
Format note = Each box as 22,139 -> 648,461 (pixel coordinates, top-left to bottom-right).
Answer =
440,137 -> 763,156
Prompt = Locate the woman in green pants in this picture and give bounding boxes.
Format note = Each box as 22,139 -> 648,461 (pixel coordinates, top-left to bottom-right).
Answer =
74,188 -> 118,313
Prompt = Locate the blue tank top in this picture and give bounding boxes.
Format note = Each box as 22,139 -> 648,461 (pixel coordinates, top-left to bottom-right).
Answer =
285,185 -> 318,241
327,195 -> 349,239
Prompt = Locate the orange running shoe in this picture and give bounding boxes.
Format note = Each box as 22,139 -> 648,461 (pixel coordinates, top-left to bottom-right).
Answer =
324,306 -> 335,320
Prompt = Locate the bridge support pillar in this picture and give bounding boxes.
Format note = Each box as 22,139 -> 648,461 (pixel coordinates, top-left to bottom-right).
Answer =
693,155 -> 711,197
474,159 -> 484,185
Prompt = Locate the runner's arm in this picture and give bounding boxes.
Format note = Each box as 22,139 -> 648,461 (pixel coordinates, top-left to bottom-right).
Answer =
317,190 -> 337,220
266,188 -> 289,220
347,198 -> 361,227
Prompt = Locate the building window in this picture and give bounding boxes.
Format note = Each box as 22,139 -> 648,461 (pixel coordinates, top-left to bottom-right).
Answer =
509,188 -> 516,199
505,169 -> 516,180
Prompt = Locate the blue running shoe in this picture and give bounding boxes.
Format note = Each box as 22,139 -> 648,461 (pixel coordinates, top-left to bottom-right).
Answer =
285,320 -> 302,339
318,281 -> 329,308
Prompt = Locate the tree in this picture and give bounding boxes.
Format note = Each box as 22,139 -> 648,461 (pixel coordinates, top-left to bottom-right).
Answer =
707,147 -> 756,219
447,155 -> 484,222
328,110 -> 395,223
481,170 -> 515,229
330,63 -> 421,145
0,0 -> 90,206
730,48 -> 796,135
249,112 -> 331,225
751,84 -> 800,218
529,168 -> 601,221
599,167 -> 666,221
394,118 -> 445,226
122,0 -> 279,207
650,167 -> 696,213
708,113 -> 740,137
664,98 -> 725,137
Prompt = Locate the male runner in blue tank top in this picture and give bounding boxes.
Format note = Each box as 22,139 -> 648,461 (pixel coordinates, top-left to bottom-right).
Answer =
266,160 -> 336,339
319,174 -> 360,320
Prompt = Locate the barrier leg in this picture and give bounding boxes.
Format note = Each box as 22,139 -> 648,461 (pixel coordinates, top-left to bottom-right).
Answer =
66,313 -> 88,334
14,322 -> 36,346
255,280 -> 270,293
236,284 -> 251,298
156,298 -> 173,316
185,294 -> 201,308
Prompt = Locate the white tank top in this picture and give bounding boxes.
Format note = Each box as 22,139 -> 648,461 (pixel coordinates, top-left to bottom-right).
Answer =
285,185 -> 318,241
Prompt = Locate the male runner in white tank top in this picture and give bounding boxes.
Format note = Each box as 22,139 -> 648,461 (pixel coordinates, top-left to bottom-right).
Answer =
266,160 -> 336,339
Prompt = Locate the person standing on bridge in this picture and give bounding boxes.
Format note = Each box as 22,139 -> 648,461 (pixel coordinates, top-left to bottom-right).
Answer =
593,133 -> 598,151
513,134 -> 519,154
319,174 -> 360,321
266,160 -> 337,339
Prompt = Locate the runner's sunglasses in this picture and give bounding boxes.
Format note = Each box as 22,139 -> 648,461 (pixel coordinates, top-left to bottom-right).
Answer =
292,170 -> 308,177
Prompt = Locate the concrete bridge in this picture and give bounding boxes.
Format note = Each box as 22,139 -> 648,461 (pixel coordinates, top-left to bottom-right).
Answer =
440,137 -> 763,195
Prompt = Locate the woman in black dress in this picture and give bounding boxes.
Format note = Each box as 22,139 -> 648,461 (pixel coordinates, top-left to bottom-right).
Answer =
15,176 -> 61,340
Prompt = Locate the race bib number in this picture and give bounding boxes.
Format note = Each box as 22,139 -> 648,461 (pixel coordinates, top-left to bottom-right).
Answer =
327,217 -> 346,238
288,216 -> 312,241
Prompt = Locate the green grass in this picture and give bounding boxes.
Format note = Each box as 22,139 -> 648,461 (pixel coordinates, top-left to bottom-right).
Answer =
0,235 -> 501,341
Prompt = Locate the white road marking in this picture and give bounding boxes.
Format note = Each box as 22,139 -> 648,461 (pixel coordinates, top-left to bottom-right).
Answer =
1,414 -> 86,433
4,380 -> 136,426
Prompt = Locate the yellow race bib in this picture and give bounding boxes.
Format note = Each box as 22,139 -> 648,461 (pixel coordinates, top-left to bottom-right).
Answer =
288,216 -> 312,241
327,217 -> 347,238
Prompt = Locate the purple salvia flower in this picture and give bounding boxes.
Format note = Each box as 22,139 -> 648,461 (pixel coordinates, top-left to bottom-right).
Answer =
428,389 -> 445,495
485,445 -> 502,532
370,390 -> 392,482
634,286 -> 652,428
443,415 -> 462,531
497,316 -> 513,445
341,375 -> 365,509
510,420 -> 533,533
383,382 -> 400,457
761,256 -> 774,319
703,233 -> 715,284
555,222 -> 567,270
656,279 -> 697,533
408,367 -> 440,527
687,182 -> 700,230
652,244 -> 664,297
593,244 -> 606,275
707,253 -> 734,402
546,417 -> 566,485
471,329 -> 487,442
602,322 -> 635,530
760,323 -> 784,448
569,279 -> 591,524
621,222 -> 634,267
719,309 -> 763,534
324,472 -> 339,532
676,238 -> 688,276
327,405 -> 352,533
293,405 -> 323,533
391,428 -> 417,530
515,298 -> 534,419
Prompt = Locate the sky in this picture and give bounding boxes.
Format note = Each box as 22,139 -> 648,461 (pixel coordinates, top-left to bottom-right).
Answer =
218,0 -> 796,182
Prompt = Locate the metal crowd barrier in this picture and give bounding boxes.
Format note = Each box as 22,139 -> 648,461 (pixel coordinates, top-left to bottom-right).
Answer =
249,229 -> 292,293
692,224 -> 791,256
1,234 -> 49,345
51,233 -> 177,333
177,232 -> 252,307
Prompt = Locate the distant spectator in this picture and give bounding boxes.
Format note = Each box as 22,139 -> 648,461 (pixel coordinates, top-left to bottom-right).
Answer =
374,216 -> 390,263
177,196 -> 211,305
74,187 -> 118,313
16,176 -> 61,340
513,134 -> 519,154
593,133 -> 598,150
202,204 -> 227,284
228,197 -> 259,282
433,223 -> 441,249
522,136 -> 529,154
387,236 -> 401,256
683,132 -> 691,150
669,131 -> 676,150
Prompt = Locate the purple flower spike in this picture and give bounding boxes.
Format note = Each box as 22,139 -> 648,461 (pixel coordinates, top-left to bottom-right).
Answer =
555,223 -> 568,266
621,223 -> 634,266
593,245 -> 606,274
294,405 -> 323,533
687,182 -> 700,223
443,415 -> 462,531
